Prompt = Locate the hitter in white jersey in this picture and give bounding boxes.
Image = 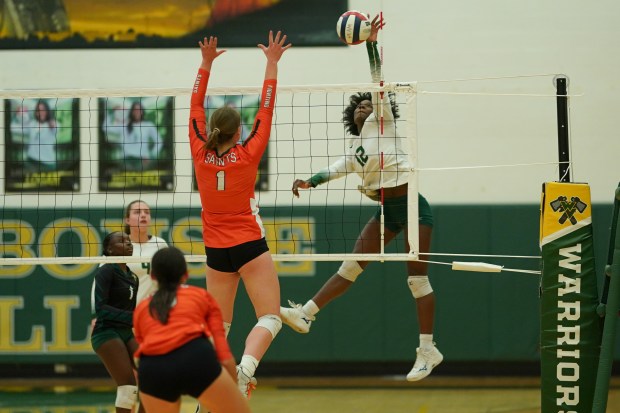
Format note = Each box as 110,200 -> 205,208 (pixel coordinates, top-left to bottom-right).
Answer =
281,14 -> 443,382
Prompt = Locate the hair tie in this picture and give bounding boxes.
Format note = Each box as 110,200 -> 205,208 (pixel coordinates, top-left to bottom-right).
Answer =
212,127 -> 220,134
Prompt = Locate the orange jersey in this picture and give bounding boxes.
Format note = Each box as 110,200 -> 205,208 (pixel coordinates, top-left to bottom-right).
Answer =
189,69 -> 277,248
133,285 -> 232,363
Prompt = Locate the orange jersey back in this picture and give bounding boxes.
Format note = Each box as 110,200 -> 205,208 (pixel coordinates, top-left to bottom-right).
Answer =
133,285 -> 232,362
189,69 -> 276,248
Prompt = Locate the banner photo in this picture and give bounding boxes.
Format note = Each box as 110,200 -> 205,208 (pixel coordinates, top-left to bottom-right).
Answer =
4,98 -> 80,192
193,94 -> 269,191
98,97 -> 174,191
0,0 -> 347,49
540,182 -> 601,413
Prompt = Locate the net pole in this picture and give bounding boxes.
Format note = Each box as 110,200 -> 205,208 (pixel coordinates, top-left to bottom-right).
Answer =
379,27 -> 386,257
540,182 -> 600,413
592,184 -> 620,413
598,184 -> 620,307
554,76 -> 571,182
380,151 -> 385,256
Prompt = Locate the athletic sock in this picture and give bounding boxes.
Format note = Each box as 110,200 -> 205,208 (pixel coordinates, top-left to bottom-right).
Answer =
419,334 -> 434,350
302,300 -> 320,317
239,355 -> 259,377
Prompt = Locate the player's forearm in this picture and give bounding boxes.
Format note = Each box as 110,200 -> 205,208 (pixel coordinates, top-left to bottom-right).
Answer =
264,60 -> 278,81
221,358 -> 237,383
309,170 -> 346,187
309,157 -> 349,187
200,58 -> 213,73
366,41 -> 381,83
191,69 -> 209,108
99,305 -> 133,324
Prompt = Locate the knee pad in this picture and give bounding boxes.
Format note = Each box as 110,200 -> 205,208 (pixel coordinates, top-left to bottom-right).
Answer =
407,275 -> 433,298
338,260 -> 364,282
255,314 -> 282,338
115,385 -> 138,409
223,321 -> 231,338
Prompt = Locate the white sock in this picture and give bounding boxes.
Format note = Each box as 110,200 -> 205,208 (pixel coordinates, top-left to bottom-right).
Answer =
419,334 -> 434,350
302,300 -> 320,316
239,355 -> 259,377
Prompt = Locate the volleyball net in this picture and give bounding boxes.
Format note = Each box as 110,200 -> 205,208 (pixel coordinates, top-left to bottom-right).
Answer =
0,74 -> 582,277
0,82 -> 419,273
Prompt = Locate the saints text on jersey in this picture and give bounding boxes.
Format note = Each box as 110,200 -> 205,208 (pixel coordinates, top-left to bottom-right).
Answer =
205,151 -> 238,166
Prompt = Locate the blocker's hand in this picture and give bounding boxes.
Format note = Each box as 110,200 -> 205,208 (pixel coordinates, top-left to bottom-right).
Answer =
199,36 -> 226,64
258,30 -> 292,63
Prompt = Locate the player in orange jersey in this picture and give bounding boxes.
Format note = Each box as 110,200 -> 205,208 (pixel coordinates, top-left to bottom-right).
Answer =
188,32 -> 291,398
133,246 -> 250,413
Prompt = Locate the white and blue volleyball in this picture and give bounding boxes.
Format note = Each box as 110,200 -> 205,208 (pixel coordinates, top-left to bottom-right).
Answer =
336,10 -> 371,45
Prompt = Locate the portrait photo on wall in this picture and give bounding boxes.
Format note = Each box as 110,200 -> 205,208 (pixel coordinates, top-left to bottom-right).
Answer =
98,97 -> 174,192
192,94 -> 269,192
4,98 -> 80,192
0,0 -> 347,49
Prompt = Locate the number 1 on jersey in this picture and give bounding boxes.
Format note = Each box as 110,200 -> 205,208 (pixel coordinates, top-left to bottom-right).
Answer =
216,170 -> 225,191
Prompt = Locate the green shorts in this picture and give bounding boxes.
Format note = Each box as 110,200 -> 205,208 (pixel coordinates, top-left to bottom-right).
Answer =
91,326 -> 134,351
373,193 -> 434,233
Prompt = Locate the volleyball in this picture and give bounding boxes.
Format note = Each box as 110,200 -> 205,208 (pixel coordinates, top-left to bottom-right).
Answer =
336,10 -> 372,45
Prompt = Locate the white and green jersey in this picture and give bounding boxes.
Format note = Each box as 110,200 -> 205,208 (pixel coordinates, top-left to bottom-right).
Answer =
128,235 -> 168,303
309,42 -> 410,195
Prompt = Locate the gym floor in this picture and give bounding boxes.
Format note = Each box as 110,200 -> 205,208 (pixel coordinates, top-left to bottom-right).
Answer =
1,376 -> 619,413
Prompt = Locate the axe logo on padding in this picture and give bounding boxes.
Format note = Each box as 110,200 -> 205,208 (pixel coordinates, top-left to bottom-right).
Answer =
549,196 -> 588,225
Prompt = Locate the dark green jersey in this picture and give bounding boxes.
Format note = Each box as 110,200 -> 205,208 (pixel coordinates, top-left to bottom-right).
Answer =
91,263 -> 138,331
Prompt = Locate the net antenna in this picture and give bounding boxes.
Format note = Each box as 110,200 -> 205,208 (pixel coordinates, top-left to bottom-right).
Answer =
554,75 -> 571,183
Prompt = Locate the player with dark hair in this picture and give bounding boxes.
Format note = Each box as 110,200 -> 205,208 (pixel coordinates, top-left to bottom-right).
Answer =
188,32 -> 291,397
90,231 -> 144,412
123,199 -> 168,303
133,247 -> 250,413
280,15 -> 443,382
